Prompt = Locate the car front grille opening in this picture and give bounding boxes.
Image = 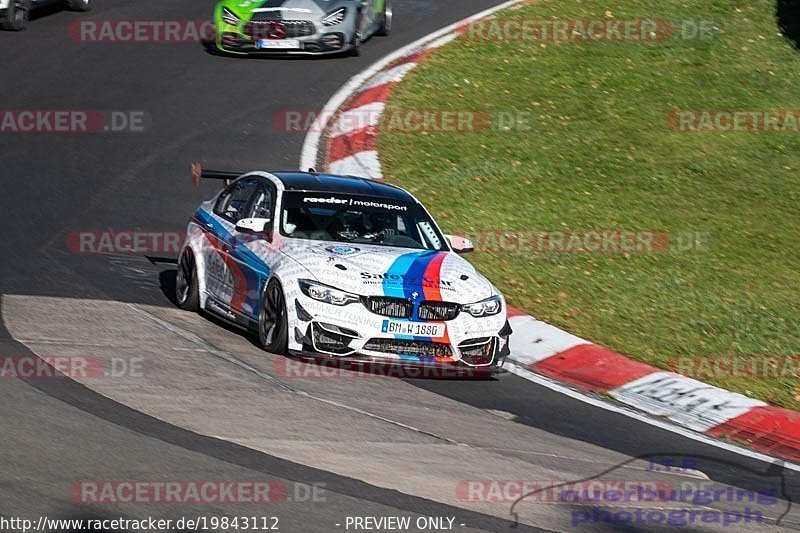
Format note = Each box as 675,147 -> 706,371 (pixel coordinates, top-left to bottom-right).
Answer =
244,20 -> 316,39
363,338 -> 452,359
417,301 -> 460,321
221,32 -> 241,46
311,323 -> 358,355
362,296 -> 413,319
458,338 -> 496,366
320,33 -> 344,49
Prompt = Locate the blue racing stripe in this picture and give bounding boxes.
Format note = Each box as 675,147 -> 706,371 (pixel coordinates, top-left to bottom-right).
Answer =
382,252 -> 418,298
382,250 -> 442,342
382,252 -> 422,340
402,251 -> 439,301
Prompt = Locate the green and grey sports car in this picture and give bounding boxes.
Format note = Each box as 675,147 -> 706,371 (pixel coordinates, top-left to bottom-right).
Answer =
213,0 -> 391,56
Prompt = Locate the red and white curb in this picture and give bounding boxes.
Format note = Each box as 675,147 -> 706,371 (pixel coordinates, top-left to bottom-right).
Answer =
299,0 -> 527,176
299,2 -> 800,466
506,309 -> 800,463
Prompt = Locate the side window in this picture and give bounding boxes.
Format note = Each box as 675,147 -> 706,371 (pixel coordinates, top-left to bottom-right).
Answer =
248,182 -> 275,221
214,179 -> 260,223
417,221 -> 443,250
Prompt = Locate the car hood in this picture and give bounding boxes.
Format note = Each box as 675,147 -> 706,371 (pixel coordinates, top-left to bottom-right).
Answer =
280,240 -> 497,304
222,0 -> 344,20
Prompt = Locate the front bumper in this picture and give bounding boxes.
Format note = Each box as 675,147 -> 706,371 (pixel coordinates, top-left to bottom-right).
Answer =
289,292 -> 511,377
215,18 -> 352,55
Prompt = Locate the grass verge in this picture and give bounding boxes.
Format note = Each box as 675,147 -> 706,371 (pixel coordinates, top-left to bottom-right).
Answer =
378,0 -> 800,409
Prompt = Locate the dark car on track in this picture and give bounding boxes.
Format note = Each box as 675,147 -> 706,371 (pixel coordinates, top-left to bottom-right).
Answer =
1,0 -> 91,31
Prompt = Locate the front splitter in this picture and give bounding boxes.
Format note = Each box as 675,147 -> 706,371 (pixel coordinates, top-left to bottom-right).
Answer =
287,350 -> 498,380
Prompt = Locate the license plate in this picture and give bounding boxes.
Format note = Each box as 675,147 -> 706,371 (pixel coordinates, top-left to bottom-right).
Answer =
381,320 -> 445,338
257,39 -> 300,50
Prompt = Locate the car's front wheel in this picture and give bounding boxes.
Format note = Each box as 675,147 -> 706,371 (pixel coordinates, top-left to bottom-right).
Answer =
348,30 -> 362,56
376,0 -> 392,36
258,279 -> 289,354
1,0 -> 30,31
65,0 -> 91,11
176,250 -> 200,312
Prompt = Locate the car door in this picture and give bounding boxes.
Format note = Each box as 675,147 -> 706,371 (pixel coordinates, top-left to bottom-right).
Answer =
227,178 -> 278,320
207,178 -> 261,315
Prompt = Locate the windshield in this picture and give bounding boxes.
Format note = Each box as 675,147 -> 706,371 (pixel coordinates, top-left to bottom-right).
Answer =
279,192 -> 447,251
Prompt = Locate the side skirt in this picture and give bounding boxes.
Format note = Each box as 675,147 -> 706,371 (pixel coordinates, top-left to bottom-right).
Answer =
204,296 -> 258,333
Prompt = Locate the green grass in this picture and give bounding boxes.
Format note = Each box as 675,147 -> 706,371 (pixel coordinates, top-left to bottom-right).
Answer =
378,0 -> 800,409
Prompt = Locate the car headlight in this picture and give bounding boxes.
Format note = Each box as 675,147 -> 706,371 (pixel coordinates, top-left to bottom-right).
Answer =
221,7 -> 240,26
299,280 -> 359,306
462,295 -> 502,318
322,7 -> 347,26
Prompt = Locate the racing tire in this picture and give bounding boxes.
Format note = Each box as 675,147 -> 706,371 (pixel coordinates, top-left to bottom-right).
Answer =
376,0 -> 392,36
176,250 -> 200,312
1,0 -> 29,31
348,32 -> 362,57
65,0 -> 91,11
258,279 -> 289,355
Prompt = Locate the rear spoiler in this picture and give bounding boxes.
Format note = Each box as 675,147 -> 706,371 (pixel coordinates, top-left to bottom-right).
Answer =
191,162 -> 242,188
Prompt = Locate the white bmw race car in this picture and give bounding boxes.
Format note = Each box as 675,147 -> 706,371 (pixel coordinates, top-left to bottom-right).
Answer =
177,166 -> 511,377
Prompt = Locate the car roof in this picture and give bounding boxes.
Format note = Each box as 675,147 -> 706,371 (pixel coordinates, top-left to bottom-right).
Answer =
271,172 -> 414,202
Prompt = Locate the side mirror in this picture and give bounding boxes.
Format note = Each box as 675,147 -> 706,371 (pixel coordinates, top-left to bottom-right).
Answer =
447,235 -> 474,254
236,218 -> 271,234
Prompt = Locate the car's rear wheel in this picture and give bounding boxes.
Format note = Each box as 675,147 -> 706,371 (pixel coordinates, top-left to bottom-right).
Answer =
259,279 -> 288,354
1,0 -> 30,31
176,250 -> 200,312
376,0 -> 392,36
65,0 -> 91,11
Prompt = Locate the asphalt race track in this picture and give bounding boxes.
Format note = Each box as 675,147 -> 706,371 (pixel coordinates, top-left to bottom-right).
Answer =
1,1 -> 800,531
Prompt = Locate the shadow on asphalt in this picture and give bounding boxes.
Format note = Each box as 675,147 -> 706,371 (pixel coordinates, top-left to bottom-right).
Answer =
158,268 -> 179,307
28,2 -> 70,22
